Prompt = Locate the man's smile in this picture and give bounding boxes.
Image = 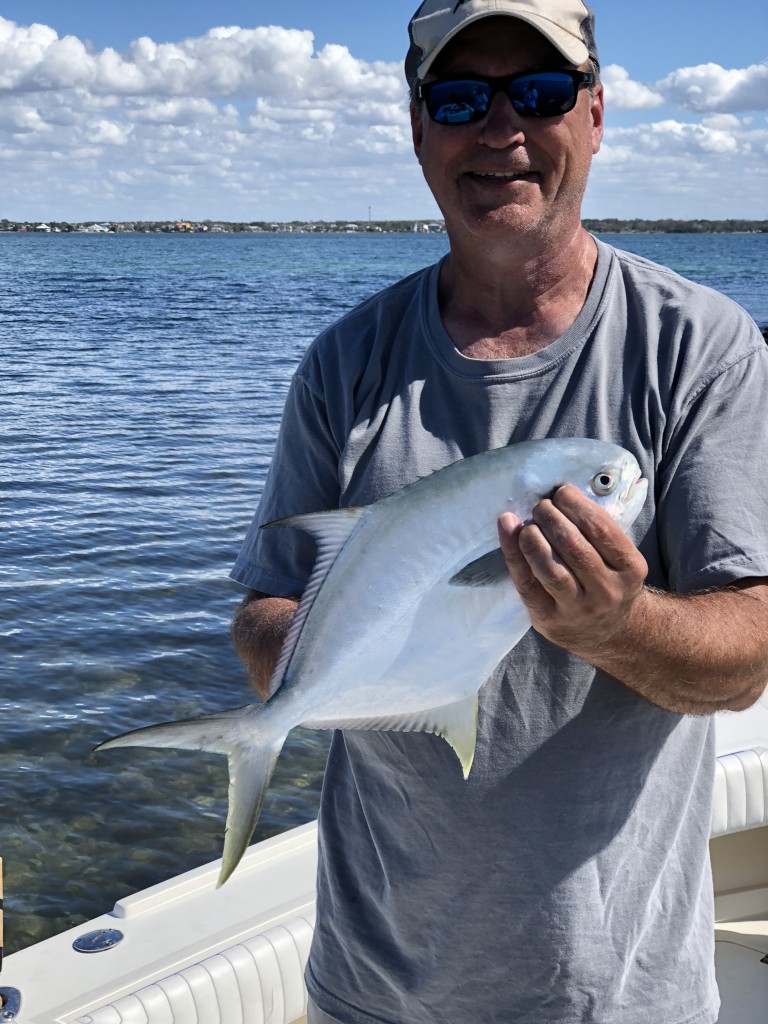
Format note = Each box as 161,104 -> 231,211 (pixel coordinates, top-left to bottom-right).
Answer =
465,170 -> 539,182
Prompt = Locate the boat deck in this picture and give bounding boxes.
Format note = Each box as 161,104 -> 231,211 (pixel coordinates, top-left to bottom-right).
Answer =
716,919 -> 768,1023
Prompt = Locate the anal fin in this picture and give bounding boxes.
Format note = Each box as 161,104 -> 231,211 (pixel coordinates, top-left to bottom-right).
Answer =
302,694 -> 479,779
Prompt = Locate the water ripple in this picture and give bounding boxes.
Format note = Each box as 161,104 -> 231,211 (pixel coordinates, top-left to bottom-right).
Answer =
0,231 -> 449,954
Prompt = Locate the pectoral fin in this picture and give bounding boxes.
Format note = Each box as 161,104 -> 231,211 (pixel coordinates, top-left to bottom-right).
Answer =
302,694 -> 479,778
449,548 -> 510,588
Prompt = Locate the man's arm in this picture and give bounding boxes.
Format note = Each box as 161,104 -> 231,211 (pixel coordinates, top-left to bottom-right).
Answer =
231,590 -> 300,700
498,484 -> 768,715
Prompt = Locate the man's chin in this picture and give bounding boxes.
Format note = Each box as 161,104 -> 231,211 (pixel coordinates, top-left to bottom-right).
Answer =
457,201 -> 548,240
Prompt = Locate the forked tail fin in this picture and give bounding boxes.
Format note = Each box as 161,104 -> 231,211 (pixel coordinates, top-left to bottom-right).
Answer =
219,738 -> 284,886
95,704 -> 287,887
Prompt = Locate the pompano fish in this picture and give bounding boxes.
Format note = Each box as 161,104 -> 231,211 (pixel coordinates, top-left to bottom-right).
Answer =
97,438 -> 647,886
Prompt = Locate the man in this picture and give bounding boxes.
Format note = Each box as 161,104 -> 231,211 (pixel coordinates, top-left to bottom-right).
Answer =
231,2 -> 768,1022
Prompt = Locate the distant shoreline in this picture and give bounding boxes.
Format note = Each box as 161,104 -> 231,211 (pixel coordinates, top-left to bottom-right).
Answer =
1,218 -> 767,236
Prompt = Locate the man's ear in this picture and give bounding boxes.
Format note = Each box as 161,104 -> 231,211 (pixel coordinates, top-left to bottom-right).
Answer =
411,103 -> 424,163
590,83 -> 605,155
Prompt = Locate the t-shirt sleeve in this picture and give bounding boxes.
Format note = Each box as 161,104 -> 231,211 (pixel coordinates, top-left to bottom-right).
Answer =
657,319 -> 768,592
230,369 -> 342,596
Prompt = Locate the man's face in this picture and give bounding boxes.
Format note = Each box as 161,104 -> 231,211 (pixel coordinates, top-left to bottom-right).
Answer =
411,18 -> 604,245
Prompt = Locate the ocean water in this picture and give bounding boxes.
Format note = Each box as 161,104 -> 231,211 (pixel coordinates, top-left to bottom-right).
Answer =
1,230 -> 766,955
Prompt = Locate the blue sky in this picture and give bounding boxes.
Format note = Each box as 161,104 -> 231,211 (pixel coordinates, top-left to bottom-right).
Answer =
0,1 -> 765,221
2,1 -> 765,75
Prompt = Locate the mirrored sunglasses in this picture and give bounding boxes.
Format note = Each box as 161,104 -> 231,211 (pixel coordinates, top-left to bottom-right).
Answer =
418,69 -> 595,125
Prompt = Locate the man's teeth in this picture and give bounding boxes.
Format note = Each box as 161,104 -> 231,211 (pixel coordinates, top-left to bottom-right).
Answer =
473,171 -> 528,179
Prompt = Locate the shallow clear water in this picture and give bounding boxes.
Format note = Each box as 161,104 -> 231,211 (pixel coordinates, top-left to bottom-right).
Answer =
1,230 -> 765,954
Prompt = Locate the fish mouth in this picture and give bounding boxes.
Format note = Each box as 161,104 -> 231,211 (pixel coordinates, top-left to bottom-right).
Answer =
621,471 -> 648,504
618,472 -> 648,524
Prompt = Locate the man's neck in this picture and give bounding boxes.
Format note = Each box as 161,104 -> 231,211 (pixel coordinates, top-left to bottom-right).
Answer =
438,227 -> 599,360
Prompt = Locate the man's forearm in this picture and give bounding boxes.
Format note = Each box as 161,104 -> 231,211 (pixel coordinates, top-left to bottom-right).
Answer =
231,591 -> 299,700
570,583 -> 768,715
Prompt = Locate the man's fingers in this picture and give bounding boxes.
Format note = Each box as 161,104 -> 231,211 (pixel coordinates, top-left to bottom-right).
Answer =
498,488 -> 648,651
517,517 -> 582,597
497,512 -> 555,612
551,485 -> 645,575
500,486 -> 647,597
497,512 -> 527,579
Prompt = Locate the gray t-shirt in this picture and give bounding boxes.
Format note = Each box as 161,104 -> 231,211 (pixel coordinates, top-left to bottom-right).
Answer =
231,240 -> 768,1024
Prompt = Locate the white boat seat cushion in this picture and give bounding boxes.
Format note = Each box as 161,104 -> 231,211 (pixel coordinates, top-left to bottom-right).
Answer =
74,913 -> 314,1024
711,748 -> 768,838
711,702 -> 768,837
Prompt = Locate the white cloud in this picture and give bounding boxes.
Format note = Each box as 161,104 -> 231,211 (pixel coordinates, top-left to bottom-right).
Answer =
601,117 -> 761,159
0,14 -> 764,222
700,113 -> 744,132
0,17 -> 402,102
589,116 -> 768,218
0,16 -> 418,220
128,97 -> 229,126
601,65 -> 664,110
89,120 -> 129,146
657,62 -> 768,113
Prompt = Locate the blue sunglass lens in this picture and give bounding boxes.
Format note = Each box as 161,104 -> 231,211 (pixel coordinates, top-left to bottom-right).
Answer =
426,80 -> 492,124
509,73 -> 574,116
425,73 -> 578,124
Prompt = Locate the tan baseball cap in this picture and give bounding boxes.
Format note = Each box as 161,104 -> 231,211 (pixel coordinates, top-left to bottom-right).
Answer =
405,0 -> 600,87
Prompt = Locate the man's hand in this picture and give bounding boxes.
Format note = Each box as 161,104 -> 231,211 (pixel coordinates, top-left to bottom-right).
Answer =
498,485 -> 768,714
497,484 -> 648,658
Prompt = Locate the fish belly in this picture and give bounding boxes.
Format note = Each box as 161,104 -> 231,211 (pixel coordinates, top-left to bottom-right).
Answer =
290,574 -> 531,726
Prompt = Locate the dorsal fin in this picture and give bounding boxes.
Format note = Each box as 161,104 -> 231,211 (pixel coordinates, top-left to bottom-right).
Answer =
261,507 -> 364,698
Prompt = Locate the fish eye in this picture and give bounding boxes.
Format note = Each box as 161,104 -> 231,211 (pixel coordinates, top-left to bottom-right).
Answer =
591,470 -> 617,496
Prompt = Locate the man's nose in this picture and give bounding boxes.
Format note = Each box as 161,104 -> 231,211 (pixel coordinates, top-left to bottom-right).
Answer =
480,91 -> 526,146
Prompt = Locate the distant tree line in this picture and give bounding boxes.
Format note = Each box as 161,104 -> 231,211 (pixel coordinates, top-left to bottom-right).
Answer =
3,217 -> 767,235
584,219 -> 768,234
0,218 -> 443,234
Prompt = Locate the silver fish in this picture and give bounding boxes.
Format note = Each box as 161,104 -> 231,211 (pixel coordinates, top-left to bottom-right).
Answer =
97,438 -> 647,886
